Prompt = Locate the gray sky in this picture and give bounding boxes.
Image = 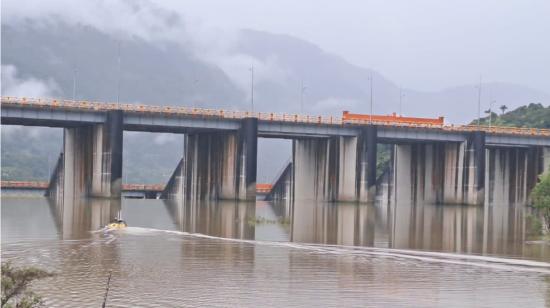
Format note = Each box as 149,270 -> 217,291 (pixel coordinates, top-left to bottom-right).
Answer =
165,0 -> 550,92
3,0 -> 550,93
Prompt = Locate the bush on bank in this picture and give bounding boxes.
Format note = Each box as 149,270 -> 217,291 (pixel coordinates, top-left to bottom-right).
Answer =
1,262 -> 54,308
531,170 -> 550,234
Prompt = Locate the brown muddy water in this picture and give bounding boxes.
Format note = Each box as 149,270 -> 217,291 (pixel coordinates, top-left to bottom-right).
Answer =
2,197 -> 550,307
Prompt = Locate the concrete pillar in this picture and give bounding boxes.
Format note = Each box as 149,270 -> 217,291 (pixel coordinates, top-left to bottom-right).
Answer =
357,126 -> 377,202
240,118 -> 258,200
486,146 -> 549,206
53,110 -> 123,205
292,125 -> 377,203
467,131 -> 486,205
293,138 -> 333,201
390,142 -> 476,204
163,118 -> 257,202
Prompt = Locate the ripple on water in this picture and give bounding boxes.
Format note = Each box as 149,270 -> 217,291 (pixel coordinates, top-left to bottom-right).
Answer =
2,227 -> 550,307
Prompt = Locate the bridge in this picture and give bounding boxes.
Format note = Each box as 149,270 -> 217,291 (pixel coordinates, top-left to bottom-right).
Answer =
0,180 -> 274,199
2,96 -> 550,207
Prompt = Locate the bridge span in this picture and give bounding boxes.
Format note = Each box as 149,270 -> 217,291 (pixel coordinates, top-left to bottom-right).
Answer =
2,96 -> 550,207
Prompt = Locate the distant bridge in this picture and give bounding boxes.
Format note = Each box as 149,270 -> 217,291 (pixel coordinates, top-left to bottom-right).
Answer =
2,96 -> 549,207
0,180 -> 273,199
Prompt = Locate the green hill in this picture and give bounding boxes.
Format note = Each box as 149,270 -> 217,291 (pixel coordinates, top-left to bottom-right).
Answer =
473,103 -> 550,128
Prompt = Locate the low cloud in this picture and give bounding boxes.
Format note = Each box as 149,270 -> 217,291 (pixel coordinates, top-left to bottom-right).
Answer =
1,65 -> 60,98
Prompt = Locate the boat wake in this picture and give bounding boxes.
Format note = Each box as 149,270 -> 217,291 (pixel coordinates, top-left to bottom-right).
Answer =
118,227 -> 550,274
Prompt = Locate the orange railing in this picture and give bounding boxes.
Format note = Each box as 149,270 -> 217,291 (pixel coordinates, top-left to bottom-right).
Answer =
343,111 -> 445,126
0,180 -> 165,192
1,180 -> 275,194
256,183 -> 273,193
1,181 -> 49,189
2,96 -> 549,137
1,96 -> 341,125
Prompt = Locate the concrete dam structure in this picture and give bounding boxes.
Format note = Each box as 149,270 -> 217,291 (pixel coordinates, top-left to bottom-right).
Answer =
2,96 -> 550,208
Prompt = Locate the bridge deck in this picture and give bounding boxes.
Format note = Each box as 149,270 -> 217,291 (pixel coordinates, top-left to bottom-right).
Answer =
2,97 -> 550,145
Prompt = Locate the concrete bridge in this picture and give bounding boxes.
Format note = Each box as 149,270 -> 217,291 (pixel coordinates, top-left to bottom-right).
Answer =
2,96 -> 550,206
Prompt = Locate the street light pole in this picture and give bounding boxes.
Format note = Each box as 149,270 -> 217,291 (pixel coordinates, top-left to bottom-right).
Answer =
72,67 -> 77,101
249,65 -> 254,113
300,80 -> 307,114
399,87 -> 405,116
369,74 -> 374,123
477,76 -> 482,126
117,40 -> 121,107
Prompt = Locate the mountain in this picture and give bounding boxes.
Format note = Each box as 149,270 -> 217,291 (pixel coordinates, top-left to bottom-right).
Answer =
1,22 -> 244,108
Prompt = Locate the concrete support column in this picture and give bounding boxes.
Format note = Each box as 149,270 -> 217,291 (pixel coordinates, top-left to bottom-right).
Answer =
486,146 -> 550,206
389,141 -> 468,205
357,126 -> 377,202
59,110 -> 123,204
163,118 -> 257,202
291,126 -> 377,203
292,138 -> 334,201
461,131 -> 486,205
239,118 -> 258,200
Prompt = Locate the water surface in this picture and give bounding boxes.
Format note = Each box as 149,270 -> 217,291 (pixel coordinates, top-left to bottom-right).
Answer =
2,197 -> 549,307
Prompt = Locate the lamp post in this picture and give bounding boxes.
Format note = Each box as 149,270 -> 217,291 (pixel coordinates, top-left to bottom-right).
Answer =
477,76 -> 482,126
399,87 -> 405,116
249,65 -> 254,113
300,80 -> 307,114
368,74 -> 374,123
116,40 -> 122,107
72,67 -> 77,101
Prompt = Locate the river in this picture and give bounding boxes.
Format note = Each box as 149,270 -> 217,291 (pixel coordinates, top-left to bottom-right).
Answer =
2,196 -> 550,307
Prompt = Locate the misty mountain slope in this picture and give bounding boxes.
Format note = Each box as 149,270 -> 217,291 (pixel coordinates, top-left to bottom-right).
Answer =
2,22 -> 245,108
235,29 -> 398,115
236,29 -> 550,122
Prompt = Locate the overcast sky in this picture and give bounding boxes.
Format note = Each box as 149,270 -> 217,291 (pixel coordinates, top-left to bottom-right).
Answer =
166,0 -> 550,92
3,0 -> 550,93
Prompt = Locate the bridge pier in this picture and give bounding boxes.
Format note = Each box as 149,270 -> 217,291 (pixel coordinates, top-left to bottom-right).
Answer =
162,118 -> 258,201
486,146 -> 550,205
47,111 -> 123,205
390,137 -> 485,205
291,126 -> 377,202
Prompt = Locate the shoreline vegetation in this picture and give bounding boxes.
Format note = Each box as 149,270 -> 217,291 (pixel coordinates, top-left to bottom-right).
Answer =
1,262 -> 54,308
530,170 -> 550,238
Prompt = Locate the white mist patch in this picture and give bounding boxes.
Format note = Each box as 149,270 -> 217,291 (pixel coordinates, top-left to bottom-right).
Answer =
1,65 -> 59,97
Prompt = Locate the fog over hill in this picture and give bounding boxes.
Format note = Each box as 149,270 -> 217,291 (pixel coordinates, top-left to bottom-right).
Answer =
2,2 -> 549,183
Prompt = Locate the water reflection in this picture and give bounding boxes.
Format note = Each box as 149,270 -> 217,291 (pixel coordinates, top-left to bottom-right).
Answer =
264,200 -> 549,261
164,199 -> 255,239
48,197 -> 121,239
5,194 -> 547,261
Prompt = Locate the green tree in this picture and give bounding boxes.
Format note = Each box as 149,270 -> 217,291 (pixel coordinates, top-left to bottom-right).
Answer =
531,171 -> 550,233
1,263 -> 54,308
